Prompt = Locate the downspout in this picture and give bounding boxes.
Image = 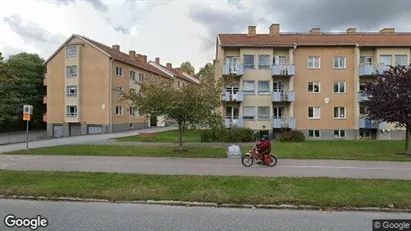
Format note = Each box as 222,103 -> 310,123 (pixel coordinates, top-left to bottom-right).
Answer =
109,57 -> 114,133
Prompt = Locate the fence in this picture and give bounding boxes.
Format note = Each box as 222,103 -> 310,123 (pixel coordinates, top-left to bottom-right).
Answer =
0,130 -> 48,145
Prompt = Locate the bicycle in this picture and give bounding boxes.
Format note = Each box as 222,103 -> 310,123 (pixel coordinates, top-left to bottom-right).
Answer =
241,146 -> 278,167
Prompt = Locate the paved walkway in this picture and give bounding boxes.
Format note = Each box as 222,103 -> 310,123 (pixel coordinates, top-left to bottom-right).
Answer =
0,126 -> 176,154
1,155 -> 411,180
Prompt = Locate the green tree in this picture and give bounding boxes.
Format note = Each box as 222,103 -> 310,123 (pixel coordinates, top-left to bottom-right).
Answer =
121,77 -> 224,151
0,52 -> 46,132
197,63 -> 215,80
180,61 -> 195,76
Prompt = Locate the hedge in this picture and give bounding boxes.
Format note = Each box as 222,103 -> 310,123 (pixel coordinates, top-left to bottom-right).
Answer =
200,127 -> 254,142
278,130 -> 305,142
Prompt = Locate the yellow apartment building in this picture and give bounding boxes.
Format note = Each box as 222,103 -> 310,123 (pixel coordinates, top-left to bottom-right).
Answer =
43,34 -> 198,138
215,24 -> 411,140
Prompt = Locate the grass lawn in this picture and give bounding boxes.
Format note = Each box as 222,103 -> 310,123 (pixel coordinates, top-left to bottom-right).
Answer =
0,170 -> 410,208
115,129 -> 201,143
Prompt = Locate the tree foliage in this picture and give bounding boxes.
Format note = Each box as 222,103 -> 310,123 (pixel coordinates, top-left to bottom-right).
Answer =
197,63 -> 215,80
180,61 -> 195,76
121,77 -> 225,151
363,64 -> 411,154
0,52 -> 46,132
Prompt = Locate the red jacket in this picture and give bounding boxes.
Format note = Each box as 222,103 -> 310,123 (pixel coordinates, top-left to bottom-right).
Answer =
259,140 -> 271,152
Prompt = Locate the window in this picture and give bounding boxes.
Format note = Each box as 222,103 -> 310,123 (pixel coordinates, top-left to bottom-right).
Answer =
308,82 -> 320,93
379,55 -> 392,66
258,81 -> 270,94
360,130 -> 371,138
129,107 -> 135,116
243,81 -> 255,95
66,105 -> 77,117
334,107 -> 346,119
334,82 -> 346,93
360,56 -> 373,65
359,106 -> 369,115
258,55 -> 270,69
66,65 -> 77,77
308,107 -> 320,119
130,71 -> 136,80
66,86 -> 77,97
257,106 -> 270,120
243,106 -> 255,120
138,73 -> 145,82
308,130 -> 320,138
116,67 -> 123,76
359,82 -> 367,92
116,106 -> 123,116
65,46 -> 77,58
395,55 -> 407,66
333,56 -> 346,69
308,56 -> 320,68
243,55 -> 255,69
334,130 -> 346,138
116,86 -> 123,96
273,56 -> 286,65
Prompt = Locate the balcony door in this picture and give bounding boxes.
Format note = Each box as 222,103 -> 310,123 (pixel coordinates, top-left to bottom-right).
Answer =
273,81 -> 285,92
273,106 -> 285,119
225,82 -> 239,95
273,56 -> 286,65
225,106 -> 239,119
360,56 -> 373,65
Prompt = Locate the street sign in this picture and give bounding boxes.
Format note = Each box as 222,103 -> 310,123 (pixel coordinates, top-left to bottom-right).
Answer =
22,104 -> 33,150
23,114 -> 31,121
23,105 -> 33,115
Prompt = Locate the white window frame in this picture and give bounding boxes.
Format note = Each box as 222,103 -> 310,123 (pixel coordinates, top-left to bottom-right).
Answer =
243,55 -> 255,70
308,82 -> 321,93
130,70 -> 136,80
66,105 -> 78,117
308,56 -> 320,69
139,73 -> 145,82
65,46 -> 77,58
334,130 -> 346,138
333,107 -> 346,119
258,81 -> 270,95
116,86 -> 123,96
243,81 -> 255,95
258,55 -> 271,69
66,85 -> 78,97
66,65 -> 77,78
334,82 -> 346,94
242,106 -> 256,120
257,106 -> 270,121
116,67 -> 123,77
308,130 -> 321,138
333,56 -> 347,69
308,107 -> 321,119
116,106 -> 124,116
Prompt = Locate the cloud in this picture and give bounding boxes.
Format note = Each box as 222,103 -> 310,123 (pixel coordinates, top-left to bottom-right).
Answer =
45,0 -> 108,12
114,26 -> 129,34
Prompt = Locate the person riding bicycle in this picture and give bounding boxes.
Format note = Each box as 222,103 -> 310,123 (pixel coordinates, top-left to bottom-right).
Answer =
256,135 -> 271,164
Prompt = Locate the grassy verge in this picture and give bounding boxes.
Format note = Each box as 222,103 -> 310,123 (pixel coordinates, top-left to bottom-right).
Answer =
115,129 -> 201,143
0,170 -> 410,208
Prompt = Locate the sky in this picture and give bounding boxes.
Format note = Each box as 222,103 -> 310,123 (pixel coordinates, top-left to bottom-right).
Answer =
0,0 -> 410,71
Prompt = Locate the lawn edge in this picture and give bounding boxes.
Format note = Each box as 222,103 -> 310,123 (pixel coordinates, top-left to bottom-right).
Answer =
1,195 -> 410,213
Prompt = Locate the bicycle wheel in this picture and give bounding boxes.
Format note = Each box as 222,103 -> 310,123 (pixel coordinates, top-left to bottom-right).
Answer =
267,154 -> 278,167
241,154 -> 254,167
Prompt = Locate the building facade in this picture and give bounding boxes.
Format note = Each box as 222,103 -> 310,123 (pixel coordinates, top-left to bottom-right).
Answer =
44,34 -> 198,138
215,24 -> 411,140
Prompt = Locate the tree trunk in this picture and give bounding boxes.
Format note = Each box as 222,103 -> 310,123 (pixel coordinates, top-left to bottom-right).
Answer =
405,125 -> 410,155
178,123 -> 183,152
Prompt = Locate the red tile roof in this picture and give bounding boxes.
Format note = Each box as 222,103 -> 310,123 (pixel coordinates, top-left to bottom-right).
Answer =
151,62 -> 199,84
78,35 -> 172,79
218,33 -> 411,47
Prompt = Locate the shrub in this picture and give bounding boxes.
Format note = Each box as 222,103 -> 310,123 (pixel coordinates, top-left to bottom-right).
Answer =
200,127 -> 254,142
279,130 -> 305,142
279,131 -> 293,142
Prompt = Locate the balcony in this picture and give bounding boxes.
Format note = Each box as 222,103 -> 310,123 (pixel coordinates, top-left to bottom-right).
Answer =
358,92 -> 368,102
43,96 -> 47,104
272,91 -> 295,102
224,117 -> 244,128
222,91 -> 243,102
272,65 -> 295,77
358,118 -> 385,129
223,63 -> 244,76
359,64 -> 390,76
43,113 -> 47,122
272,117 -> 296,129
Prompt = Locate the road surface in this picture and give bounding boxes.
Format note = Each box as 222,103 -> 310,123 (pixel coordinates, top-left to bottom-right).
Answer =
1,155 -> 411,179
0,199 -> 408,231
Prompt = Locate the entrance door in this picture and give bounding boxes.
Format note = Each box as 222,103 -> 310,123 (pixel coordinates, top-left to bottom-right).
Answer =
150,115 -> 157,127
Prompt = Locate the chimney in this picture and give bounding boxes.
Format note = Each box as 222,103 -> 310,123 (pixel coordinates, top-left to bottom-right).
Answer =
346,28 -> 356,34
166,63 -> 172,68
142,55 -> 147,63
380,28 -> 395,34
155,57 -> 160,64
112,44 -> 120,51
248,26 -> 256,36
269,24 -> 280,36
129,50 -> 136,59
310,28 -> 320,34
175,68 -> 182,73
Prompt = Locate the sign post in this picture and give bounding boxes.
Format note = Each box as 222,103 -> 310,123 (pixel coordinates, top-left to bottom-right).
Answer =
23,105 -> 33,150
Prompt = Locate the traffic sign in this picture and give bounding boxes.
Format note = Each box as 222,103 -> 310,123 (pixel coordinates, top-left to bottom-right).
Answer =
23,114 -> 31,121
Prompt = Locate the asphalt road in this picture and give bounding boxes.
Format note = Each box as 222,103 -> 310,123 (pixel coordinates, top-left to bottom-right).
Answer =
1,199 -> 409,231
1,155 -> 411,179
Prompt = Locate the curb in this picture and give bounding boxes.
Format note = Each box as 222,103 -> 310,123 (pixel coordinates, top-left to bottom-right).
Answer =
1,195 -> 410,213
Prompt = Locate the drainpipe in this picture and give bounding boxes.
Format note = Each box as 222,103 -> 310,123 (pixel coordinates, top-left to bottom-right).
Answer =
109,57 -> 114,133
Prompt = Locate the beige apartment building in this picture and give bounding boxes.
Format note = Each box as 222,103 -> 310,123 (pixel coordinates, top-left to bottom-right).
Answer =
43,34 -> 198,138
215,24 -> 411,140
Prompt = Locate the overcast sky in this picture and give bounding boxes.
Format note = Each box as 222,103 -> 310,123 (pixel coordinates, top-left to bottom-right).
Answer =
0,0 -> 410,71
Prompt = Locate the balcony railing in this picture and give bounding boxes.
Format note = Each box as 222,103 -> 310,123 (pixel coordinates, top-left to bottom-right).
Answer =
358,118 -> 385,129
223,63 -> 244,76
222,91 -> 243,102
272,117 -> 295,129
272,65 -> 295,76
272,91 -> 295,102
43,113 -> 47,122
43,96 -> 47,104
359,64 -> 390,76
358,92 -> 368,102
224,117 -> 244,128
